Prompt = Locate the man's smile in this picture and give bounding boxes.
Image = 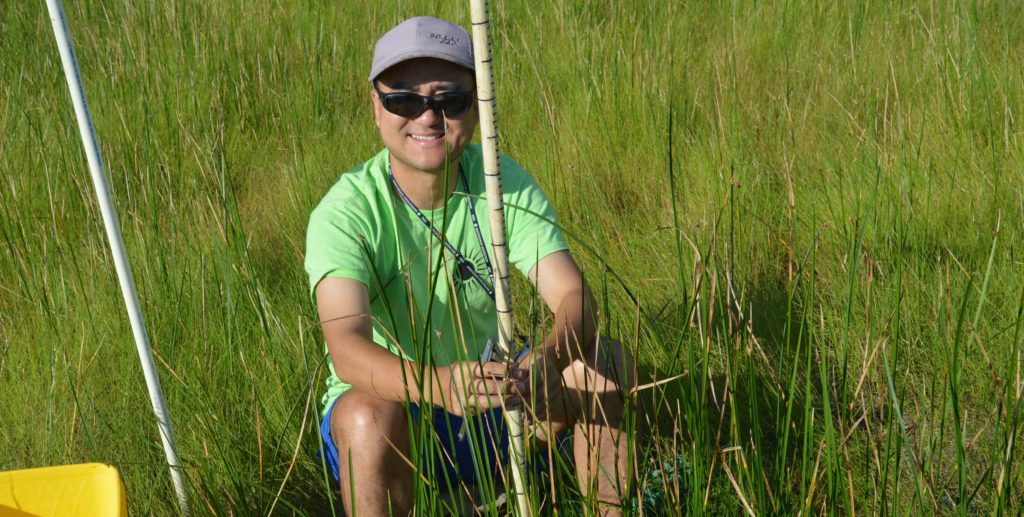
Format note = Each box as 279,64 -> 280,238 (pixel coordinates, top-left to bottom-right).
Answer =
407,132 -> 446,148
408,133 -> 443,141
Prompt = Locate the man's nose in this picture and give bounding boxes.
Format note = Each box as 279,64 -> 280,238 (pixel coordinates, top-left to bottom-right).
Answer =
413,105 -> 445,127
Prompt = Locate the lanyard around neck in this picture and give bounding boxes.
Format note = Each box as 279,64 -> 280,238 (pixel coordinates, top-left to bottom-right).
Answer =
389,164 -> 495,301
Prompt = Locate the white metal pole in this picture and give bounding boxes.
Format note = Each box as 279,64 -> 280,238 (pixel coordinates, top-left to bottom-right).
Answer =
44,1 -> 191,514
468,2 -> 531,515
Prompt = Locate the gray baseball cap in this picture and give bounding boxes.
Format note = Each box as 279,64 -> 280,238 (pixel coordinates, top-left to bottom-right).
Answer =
369,16 -> 475,82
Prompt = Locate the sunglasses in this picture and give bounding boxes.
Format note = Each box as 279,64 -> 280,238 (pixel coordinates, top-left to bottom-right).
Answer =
374,86 -> 475,118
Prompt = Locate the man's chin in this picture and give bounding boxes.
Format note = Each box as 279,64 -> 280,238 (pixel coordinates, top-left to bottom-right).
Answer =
409,158 -> 458,174
391,147 -> 463,175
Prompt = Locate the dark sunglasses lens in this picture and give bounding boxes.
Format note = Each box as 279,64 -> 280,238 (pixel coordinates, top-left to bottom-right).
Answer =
435,93 -> 472,116
382,93 -> 426,118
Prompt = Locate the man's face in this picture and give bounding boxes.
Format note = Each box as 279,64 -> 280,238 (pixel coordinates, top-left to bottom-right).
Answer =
372,58 -> 478,176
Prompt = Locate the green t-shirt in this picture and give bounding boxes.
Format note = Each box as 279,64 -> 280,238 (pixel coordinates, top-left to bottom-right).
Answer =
305,144 -> 568,416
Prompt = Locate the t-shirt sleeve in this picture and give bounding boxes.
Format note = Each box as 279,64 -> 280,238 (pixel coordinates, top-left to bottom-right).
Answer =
504,159 -> 570,277
304,202 -> 373,302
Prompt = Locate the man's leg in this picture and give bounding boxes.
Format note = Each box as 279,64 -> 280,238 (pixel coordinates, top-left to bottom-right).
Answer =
573,337 -> 634,514
331,389 -> 414,516
532,337 -> 635,516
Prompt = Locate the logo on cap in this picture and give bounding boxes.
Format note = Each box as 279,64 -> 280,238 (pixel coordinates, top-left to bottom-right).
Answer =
430,33 -> 461,46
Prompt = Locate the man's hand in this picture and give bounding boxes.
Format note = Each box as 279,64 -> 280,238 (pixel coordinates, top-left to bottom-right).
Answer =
433,360 -> 526,417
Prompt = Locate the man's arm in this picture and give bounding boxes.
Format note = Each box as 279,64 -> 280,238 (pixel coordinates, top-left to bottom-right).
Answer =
316,276 -> 514,412
528,250 -> 598,370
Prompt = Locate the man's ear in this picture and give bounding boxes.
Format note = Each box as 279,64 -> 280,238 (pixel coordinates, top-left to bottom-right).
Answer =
370,85 -> 383,128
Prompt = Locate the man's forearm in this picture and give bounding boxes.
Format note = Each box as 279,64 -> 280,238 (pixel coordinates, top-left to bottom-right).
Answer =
537,287 -> 597,369
328,335 -> 438,404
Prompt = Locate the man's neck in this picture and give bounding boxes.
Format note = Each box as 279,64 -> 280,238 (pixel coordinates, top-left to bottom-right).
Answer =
389,159 -> 460,210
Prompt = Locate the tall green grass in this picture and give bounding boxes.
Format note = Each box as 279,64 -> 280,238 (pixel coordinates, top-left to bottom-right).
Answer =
2,0 -> 1023,514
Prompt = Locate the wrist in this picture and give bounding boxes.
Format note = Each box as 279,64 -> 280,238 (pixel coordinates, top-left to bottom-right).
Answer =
539,325 -> 592,370
425,365 -> 450,408
402,362 -> 439,406
536,342 -> 572,371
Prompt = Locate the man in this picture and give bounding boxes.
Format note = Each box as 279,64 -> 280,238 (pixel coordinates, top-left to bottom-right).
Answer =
306,16 -> 634,516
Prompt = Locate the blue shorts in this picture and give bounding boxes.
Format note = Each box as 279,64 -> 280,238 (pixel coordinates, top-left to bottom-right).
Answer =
319,396 -> 513,488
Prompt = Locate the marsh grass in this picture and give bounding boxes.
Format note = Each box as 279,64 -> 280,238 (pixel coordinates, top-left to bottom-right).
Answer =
2,0 -> 1024,514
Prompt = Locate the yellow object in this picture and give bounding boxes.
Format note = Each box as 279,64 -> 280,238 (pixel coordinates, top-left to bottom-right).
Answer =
0,463 -> 127,516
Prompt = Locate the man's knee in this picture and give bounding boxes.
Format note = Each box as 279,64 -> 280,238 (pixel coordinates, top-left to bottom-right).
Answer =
331,390 -> 407,447
598,336 -> 635,389
566,336 -> 635,393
